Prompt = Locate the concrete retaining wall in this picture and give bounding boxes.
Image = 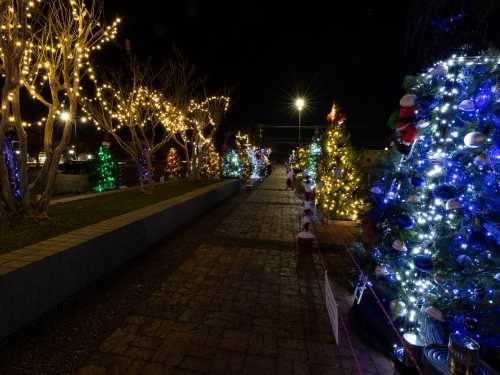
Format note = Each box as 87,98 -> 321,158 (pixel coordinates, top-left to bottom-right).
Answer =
54,173 -> 91,195
0,179 -> 240,341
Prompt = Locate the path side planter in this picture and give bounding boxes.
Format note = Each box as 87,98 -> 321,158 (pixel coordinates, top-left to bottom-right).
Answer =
0,179 -> 240,341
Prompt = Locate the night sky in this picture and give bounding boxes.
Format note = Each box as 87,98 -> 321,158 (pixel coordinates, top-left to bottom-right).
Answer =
102,0 -> 499,153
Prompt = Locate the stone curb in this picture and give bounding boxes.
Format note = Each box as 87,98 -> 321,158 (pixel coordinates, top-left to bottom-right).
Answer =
0,179 -> 240,341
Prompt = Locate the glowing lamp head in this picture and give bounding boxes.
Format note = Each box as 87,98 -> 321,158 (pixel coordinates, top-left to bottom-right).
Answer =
295,97 -> 305,111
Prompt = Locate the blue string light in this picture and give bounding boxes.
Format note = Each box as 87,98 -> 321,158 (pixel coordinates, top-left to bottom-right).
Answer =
3,135 -> 21,200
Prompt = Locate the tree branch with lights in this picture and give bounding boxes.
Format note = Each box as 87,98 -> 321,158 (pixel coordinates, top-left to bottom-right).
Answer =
0,0 -> 41,218
24,0 -> 120,214
82,59 -> 181,194
0,0 -> 120,218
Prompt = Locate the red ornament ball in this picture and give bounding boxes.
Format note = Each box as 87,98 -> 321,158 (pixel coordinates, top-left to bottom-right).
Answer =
399,106 -> 416,119
400,125 -> 417,145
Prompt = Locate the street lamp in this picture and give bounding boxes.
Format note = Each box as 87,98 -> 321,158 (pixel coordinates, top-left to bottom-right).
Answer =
295,97 -> 305,146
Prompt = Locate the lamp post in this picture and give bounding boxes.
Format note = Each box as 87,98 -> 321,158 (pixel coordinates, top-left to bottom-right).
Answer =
295,97 -> 305,146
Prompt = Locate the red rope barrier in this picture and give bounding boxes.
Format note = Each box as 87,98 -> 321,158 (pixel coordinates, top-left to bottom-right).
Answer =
295,189 -> 422,374
343,246 -> 425,375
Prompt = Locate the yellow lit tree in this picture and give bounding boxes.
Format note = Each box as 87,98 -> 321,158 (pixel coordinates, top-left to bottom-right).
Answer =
172,96 -> 230,180
82,59 -> 181,194
315,105 -> 364,220
0,0 -> 40,217
0,0 -> 120,217
166,52 -> 230,180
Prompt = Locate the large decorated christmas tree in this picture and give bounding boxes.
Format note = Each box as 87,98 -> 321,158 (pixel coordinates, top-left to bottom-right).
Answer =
92,144 -> 118,192
357,52 -> 500,364
315,104 -> 364,220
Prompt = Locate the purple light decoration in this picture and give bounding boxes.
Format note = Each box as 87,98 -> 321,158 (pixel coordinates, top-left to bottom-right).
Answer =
3,135 -> 21,199
139,144 -> 149,183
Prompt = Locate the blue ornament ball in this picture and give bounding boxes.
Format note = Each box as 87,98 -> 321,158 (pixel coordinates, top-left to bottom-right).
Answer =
411,176 -> 424,188
434,184 -> 458,200
456,254 -> 473,265
414,255 -> 433,272
397,214 -> 414,230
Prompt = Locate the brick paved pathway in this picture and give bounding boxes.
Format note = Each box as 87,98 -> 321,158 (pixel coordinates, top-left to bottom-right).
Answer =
73,166 -> 392,375
0,165 -> 392,375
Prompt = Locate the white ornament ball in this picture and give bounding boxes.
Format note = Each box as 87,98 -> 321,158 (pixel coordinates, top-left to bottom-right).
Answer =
400,94 -> 416,108
417,119 -> 430,129
392,240 -> 406,252
446,199 -> 463,210
458,99 -> 475,112
473,154 -> 491,166
464,131 -> 486,148
426,306 -> 445,322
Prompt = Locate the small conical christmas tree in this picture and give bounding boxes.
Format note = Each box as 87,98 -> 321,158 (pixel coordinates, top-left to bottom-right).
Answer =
304,131 -> 322,185
200,144 -> 221,179
165,147 -> 181,180
316,104 -> 364,220
92,143 -> 118,192
222,149 -> 242,178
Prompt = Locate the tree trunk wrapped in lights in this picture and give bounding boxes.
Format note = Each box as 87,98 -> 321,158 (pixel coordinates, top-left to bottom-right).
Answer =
355,52 -> 500,362
2,135 -> 21,200
315,105 -> 364,220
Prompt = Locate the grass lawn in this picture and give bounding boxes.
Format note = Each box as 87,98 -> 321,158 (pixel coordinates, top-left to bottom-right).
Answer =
0,180 -> 215,254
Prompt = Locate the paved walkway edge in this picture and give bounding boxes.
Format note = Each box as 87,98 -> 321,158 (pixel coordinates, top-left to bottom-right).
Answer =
0,179 -> 240,341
